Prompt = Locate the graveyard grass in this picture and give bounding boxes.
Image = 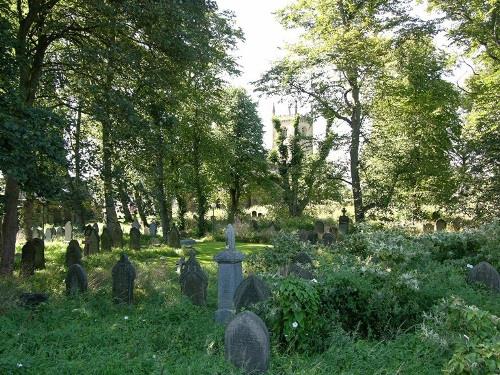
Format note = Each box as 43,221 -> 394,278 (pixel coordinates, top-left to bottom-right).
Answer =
0,235 -> 497,374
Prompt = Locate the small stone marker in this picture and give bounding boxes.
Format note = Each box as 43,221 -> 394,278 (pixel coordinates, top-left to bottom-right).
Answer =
338,208 -> 350,236
129,227 -> 141,250
307,230 -> 318,244
44,228 -> 52,242
233,274 -> 271,311
64,221 -> 72,241
180,238 -> 196,247
65,264 -> 88,295
32,238 -> 45,270
20,241 -> 36,276
179,252 -> 208,306
314,220 -> 325,236
149,222 -> 157,237
423,223 -> 434,233
225,311 -> 270,374
468,262 -> 500,293
214,224 -> 245,324
112,254 -> 136,304
65,240 -> 82,268
322,232 -> 335,245
167,225 -> 181,248
298,229 -> 309,242
435,218 -> 447,232
101,226 -> 112,251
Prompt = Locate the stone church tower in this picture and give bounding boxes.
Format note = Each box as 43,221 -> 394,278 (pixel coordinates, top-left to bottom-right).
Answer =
272,103 -> 314,154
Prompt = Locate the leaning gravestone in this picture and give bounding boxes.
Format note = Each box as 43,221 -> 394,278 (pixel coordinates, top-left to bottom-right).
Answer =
435,218 -> 447,232
20,241 -> 36,276
112,254 -> 136,304
65,264 -> 88,296
214,224 -> 245,324
44,228 -> 53,242
338,208 -> 350,236
167,225 -> 181,249
423,223 -> 434,233
65,240 -> 82,268
233,274 -> 271,312
32,238 -> 45,270
314,220 -> 325,237
179,252 -> 208,306
129,227 -> 141,250
64,221 -> 72,241
225,311 -> 270,374
100,226 -> 112,251
322,232 -> 335,246
468,262 -> 500,293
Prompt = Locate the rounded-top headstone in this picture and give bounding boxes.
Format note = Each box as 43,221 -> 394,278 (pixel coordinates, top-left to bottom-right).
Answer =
298,229 -> 309,242
101,226 -> 112,251
233,275 -> 271,311
314,220 -> 325,234
65,264 -> 88,295
20,241 -> 36,276
32,238 -> 45,269
436,218 -> 447,232
292,251 -> 313,266
468,262 -> 500,293
129,227 -> 141,250
66,240 -> 82,268
167,225 -> 181,249
225,311 -> 270,374
179,254 -> 208,306
112,254 -> 136,304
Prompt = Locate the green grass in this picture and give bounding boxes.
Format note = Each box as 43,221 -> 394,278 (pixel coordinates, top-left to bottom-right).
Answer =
0,238 -> 453,374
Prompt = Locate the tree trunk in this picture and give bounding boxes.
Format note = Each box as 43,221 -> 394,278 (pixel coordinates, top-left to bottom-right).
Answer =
228,177 -> 241,223
135,188 -> 149,227
73,105 -> 85,227
350,84 -> 365,222
118,185 -> 133,223
1,176 -> 20,275
22,198 -> 34,241
192,132 -> 206,236
155,150 -> 170,242
176,194 -> 187,230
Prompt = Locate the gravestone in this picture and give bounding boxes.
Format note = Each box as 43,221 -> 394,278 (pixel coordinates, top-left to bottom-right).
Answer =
468,262 -> 500,293
129,227 -> 141,250
251,211 -> 257,218
322,232 -> 335,246
451,218 -> 462,231
32,238 -> 45,269
149,222 -> 157,237
92,223 -> 99,235
44,228 -> 52,242
64,221 -> 72,241
111,224 -> 124,248
131,219 -> 141,232
257,213 -> 263,218
338,208 -> 350,236
225,311 -> 270,374
298,229 -> 309,242
435,218 -> 447,232
233,274 -> 271,311
179,253 -> 208,306
112,254 -> 136,304
423,223 -> 434,233
167,225 -> 181,249
143,227 -> 150,236
288,263 -> 315,280
84,225 -> 99,256
314,220 -> 325,236
65,240 -> 82,268
65,264 -> 88,295
307,231 -> 318,244
214,224 -> 245,324
20,241 -> 36,276
293,251 -> 313,266
56,226 -> 64,238
100,226 -> 112,251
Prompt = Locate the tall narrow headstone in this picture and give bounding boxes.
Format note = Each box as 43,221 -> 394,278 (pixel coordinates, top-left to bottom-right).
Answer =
112,254 -> 136,304
100,226 -> 112,251
32,238 -> 45,269
149,222 -> 157,237
435,218 -> 447,232
338,208 -> 350,236
179,252 -> 208,306
64,221 -> 72,241
44,228 -> 53,242
65,264 -> 88,296
84,225 -> 99,256
129,227 -> 141,250
167,225 -> 181,249
214,224 -> 245,324
225,311 -> 270,374
20,241 -> 36,276
233,274 -> 271,312
65,240 -> 82,267
56,226 -> 64,238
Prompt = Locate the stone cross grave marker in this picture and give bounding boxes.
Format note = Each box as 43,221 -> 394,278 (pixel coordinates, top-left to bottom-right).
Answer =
338,208 -> 350,236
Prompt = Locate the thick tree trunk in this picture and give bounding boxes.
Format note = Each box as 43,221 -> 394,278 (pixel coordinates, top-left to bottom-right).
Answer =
22,198 -> 34,241
73,105 -> 85,227
1,176 -> 20,275
350,85 -> 364,222
135,188 -> 149,227
228,178 -> 241,224
193,132 -> 206,236
118,185 -> 133,223
176,194 -> 187,230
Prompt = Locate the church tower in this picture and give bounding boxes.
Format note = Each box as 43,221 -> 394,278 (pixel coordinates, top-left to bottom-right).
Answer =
272,103 -> 314,154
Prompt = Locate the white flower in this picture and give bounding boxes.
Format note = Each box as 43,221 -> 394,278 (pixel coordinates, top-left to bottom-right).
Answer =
292,321 -> 298,329
466,264 -> 473,269
17,363 -> 23,368
124,316 -> 129,320
464,334 -> 469,341
311,278 -> 318,283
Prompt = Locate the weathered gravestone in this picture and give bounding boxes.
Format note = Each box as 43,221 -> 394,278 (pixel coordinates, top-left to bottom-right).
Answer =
167,225 -> 181,249
298,229 -> 309,242
129,227 -> 141,250
65,264 -> 88,296
307,231 -> 318,244
214,224 -> 245,324
56,226 -> 64,238
149,222 -> 157,237
32,238 -> 45,269
233,274 -> 271,312
314,220 -> 325,237
435,218 -> 447,232
101,226 -> 112,251
423,223 -> 434,233
322,232 -> 335,246
288,263 -> 315,280
65,240 -> 82,268
44,228 -> 52,242
179,252 -> 208,306
251,211 -> 257,218
338,208 -> 350,236
20,241 -> 36,276
84,225 -> 99,256
64,221 -> 72,241
225,311 -> 270,374
468,262 -> 500,293
112,254 -> 136,304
